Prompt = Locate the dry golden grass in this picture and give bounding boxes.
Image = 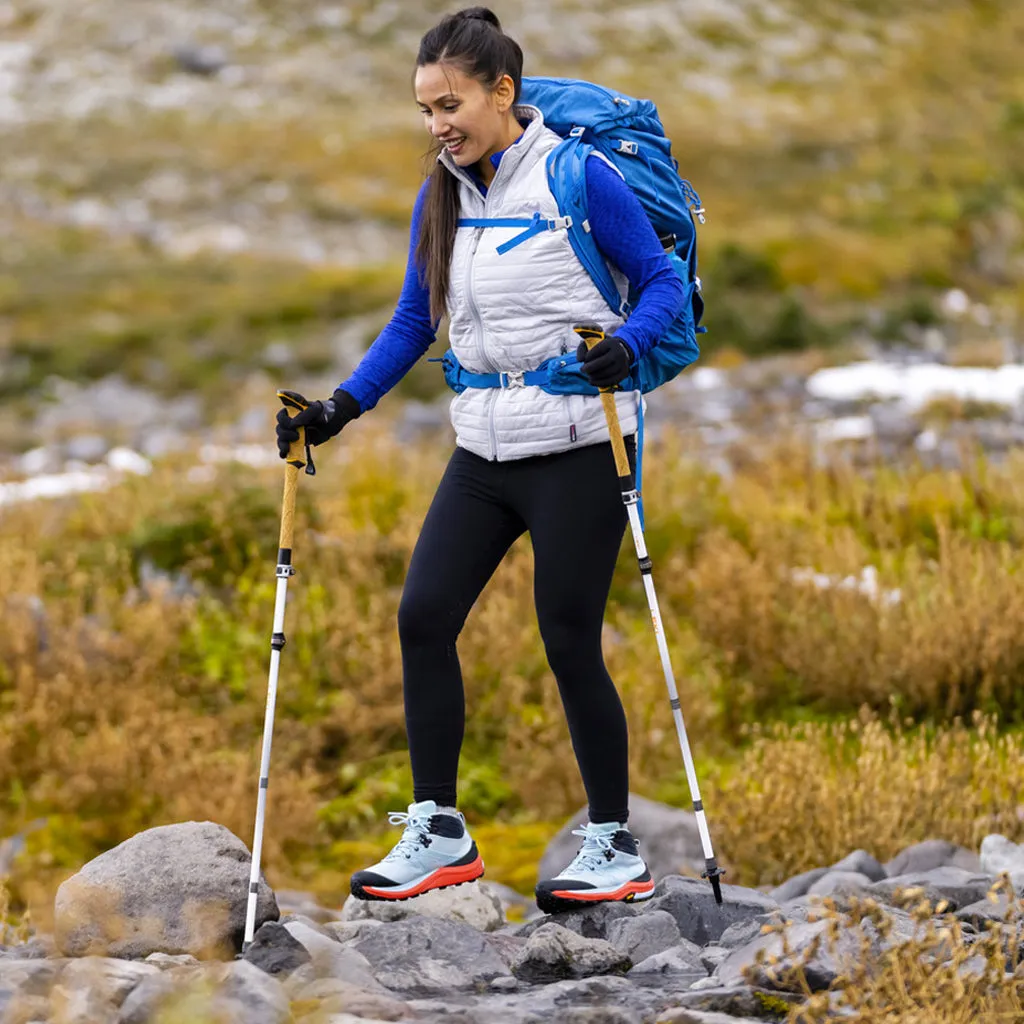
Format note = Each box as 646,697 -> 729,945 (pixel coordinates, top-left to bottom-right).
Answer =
2,427 -> 1024,925
752,880 -> 1024,1023
709,713 -> 1024,886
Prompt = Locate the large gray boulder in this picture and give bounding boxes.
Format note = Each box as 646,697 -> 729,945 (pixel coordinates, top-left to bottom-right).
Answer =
537,794 -> 705,884
351,916 -> 512,994
642,875 -> 779,947
55,822 -> 278,959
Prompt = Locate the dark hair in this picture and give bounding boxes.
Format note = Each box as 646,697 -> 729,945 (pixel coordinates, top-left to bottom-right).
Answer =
414,8 -> 524,323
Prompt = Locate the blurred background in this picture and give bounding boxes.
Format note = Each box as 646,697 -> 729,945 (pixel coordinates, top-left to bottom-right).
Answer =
1,0 -> 1023,928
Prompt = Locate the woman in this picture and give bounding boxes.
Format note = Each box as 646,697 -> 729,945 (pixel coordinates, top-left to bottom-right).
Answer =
276,7 -> 686,913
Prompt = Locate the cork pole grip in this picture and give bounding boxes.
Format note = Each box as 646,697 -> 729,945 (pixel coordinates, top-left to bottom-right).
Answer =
279,465 -> 298,550
573,323 -> 631,479
276,389 -> 309,550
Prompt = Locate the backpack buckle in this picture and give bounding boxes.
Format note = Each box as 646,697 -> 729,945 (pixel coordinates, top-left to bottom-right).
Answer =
569,126 -> 585,137
617,140 -> 639,155
500,370 -> 526,389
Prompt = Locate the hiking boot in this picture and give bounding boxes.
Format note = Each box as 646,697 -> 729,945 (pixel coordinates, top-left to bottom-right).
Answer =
350,799 -> 484,901
535,821 -> 654,914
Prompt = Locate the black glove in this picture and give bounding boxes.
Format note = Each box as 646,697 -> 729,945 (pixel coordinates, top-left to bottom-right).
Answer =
576,335 -> 634,389
276,388 -> 360,459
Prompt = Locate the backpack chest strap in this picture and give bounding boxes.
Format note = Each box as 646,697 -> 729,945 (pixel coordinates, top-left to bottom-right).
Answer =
458,211 -> 574,255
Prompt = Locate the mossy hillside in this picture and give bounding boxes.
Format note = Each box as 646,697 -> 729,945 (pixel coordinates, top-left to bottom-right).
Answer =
3,1 -> 1022,404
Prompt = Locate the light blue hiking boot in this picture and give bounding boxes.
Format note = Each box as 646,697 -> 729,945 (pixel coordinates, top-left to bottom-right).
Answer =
350,799 -> 484,901
535,821 -> 654,914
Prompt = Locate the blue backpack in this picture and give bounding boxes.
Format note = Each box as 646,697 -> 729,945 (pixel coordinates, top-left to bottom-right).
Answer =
437,75 -> 706,398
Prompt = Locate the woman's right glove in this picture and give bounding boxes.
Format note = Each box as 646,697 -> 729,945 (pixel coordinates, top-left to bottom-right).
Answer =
276,387 -> 361,459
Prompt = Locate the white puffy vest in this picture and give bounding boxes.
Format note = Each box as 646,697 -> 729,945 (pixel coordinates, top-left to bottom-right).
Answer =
439,105 -> 640,462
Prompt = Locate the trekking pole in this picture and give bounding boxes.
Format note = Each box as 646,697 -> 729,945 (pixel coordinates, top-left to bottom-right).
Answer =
574,323 -> 725,904
241,389 -> 316,953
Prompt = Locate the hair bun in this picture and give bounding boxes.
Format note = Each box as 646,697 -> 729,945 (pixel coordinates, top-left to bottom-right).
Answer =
454,6 -> 502,30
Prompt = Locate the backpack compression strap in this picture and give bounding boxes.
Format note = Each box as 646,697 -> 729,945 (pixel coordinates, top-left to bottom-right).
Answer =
457,213 -> 573,255
544,137 -> 631,319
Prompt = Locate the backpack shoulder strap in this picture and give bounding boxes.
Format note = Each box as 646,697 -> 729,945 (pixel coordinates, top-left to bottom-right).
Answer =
546,138 -> 629,318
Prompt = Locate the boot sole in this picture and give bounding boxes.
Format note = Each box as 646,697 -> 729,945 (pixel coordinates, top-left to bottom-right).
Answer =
351,854 -> 485,902
535,878 -> 655,915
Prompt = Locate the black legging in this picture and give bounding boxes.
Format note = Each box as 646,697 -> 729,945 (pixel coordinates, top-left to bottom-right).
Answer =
397,437 -> 635,825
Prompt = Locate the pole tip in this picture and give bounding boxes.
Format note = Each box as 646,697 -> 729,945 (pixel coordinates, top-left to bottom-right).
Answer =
702,861 -> 726,905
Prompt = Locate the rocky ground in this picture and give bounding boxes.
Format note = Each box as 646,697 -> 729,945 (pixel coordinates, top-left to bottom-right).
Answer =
3,810 -> 1024,1022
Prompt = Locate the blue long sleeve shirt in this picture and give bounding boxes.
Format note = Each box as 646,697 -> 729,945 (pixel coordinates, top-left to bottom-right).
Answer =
340,147 -> 686,413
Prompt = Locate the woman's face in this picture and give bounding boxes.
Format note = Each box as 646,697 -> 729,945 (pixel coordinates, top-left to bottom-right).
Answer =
415,62 -> 513,169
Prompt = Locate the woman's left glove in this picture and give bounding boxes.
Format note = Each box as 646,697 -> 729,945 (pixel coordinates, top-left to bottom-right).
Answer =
276,388 -> 361,459
576,335 -> 634,388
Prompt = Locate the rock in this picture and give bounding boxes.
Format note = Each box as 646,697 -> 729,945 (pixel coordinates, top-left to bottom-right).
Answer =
242,921 -> 312,977
288,978 -> 413,1020
118,960 -> 288,1024
282,919 -> 383,988
322,919 -> 385,944
0,934 -> 55,960
627,938 -> 705,978
956,893 -> 1018,930
671,984 -> 802,1019
171,43 -> 228,76
0,958 -> 61,998
768,867 -> 828,902
606,910 -> 680,963
643,875 -> 779,946
55,821 -> 278,959
870,867 -> 995,912
717,901 -> 815,950
64,433 -> 109,463
884,839 -> 981,877
484,930 -> 528,968
806,870 -> 874,897
511,922 -> 632,983
659,1010 -> 769,1024
339,879 -> 504,931
352,916 -> 511,994
515,900 -> 638,941
980,834 -> 1024,888
50,958 -> 159,1022
538,794 -> 705,884
830,849 -> 887,882
554,1009 -> 644,1024
144,952 -> 199,969
699,945 -> 730,973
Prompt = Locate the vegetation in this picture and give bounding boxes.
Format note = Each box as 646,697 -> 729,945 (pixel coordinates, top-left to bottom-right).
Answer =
1,428 -> 1024,934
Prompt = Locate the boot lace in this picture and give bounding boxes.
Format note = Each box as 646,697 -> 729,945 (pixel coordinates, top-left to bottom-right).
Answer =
566,823 -> 620,872
382,810 -> 433,861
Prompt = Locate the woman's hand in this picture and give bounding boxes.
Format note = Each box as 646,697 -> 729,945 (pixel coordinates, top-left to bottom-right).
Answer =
276,388 -> 361,458
576,335 -> 635,389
